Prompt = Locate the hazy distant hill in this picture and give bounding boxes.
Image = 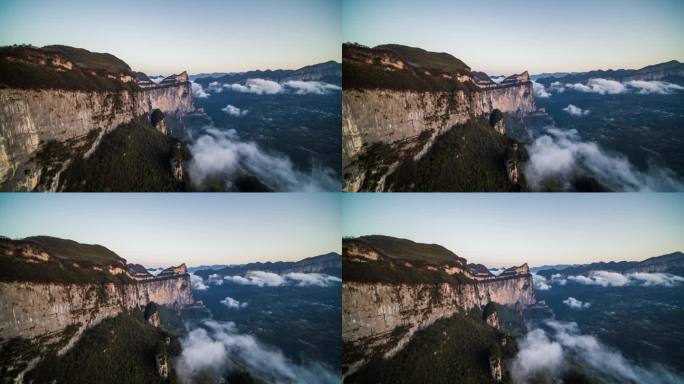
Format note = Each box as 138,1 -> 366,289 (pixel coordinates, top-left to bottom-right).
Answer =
537,251 -> 684,278
536,60 -> 684,86
194,252 -> 341,278
194,60 -> 341,87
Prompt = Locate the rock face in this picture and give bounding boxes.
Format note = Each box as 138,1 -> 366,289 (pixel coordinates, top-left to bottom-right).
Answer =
342,274 -> 535,374
0,82 -> 193,190
0,274 -> 193,341
489,353 -> 503,382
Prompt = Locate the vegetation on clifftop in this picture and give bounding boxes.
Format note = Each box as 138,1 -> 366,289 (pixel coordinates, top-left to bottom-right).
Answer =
0,236 -> 133,284
0,45 -> 139,91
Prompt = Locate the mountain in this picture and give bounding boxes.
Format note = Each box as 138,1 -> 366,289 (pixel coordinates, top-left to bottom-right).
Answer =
194,60 -> 342,88
342,43 -> 535,192
536,60 -> 684,86
537,251 -> 684,278
343,235 -> 535,382
0,236 -> 194,382
0,44 -> 194,191
194,252 -> 342,279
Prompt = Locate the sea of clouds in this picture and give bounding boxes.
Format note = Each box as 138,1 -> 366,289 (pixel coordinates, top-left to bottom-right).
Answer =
175,320 -> 339,384
511,320 -> 682,384
524,127 -> 684,191
187,127 -> 337,192
191,270 -> 341,290
532,78 -> 684,97
191,78 -> 340,97
532,270 -> 684,290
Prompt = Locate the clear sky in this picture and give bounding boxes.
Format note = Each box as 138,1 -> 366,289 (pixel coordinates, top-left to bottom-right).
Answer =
0,0 -> 341,75
343,0 -> 684,75
342,194 -> 684,268
0,193 -> 341,267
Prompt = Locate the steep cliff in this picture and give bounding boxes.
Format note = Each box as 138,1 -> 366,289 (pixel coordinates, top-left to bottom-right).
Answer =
0,45 -> 193,191
0,236 -> 193,354
342,43 -> 535,191
342,236 -> 535,377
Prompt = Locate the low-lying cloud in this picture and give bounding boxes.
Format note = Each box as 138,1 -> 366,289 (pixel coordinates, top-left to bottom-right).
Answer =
532,81 -> 551,98
541,78 -> 683,96
221,104 -> 248,117
189,274 -> 208,290
190,81 -> 209,98
563,297 -> 590,309
283,80 -> 341,95
222,270 -> 341,288
188,127 -> 337,191
568,271 -> 684,287
562,104 -> 590,116
532,273 -> 551,290
511,320 -> 682,384
224,78 -> 283,95
176,320 -> 339,384
625,80 -> 684,94
525,127 -> 684,191
220,296 -> 248,309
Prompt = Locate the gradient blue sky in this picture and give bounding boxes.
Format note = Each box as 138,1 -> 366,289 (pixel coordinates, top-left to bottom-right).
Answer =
343,194 -> 684,268
0,194 -> 341,267
0,0 -> 340,75
343,0 -> 684,75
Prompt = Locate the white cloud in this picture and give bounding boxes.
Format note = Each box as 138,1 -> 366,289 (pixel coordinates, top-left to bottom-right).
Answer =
625,80 -> 684,95
489,268 -> 505,276
220,296 -> 248,309
283,81 -> 341,95
189,274 -> 208,290
550,273 -> 567,285
207,81 -> 224,93
221,104 -> 248,117
176,320 -> 339,384
224,271 -> 286,287
524,127 -> 684,191
532,273 -> 551,290
566,271 -> 684,287
283,273 -> 341,287
532,81 -> 550,98
549,81 -> 565,93
490,76 -> 506,84
565,78 -> 626,94
190,81 -> 209,98
223,271 -> 342,288
511,328 -> 564,383
562,104 -> 590,116
207,273 -> 224,286
224,78 -> 284,95
150,76 -> 165,84
512,320 -> 683,384
562,297 -> 590,309
188,127 -> 337,192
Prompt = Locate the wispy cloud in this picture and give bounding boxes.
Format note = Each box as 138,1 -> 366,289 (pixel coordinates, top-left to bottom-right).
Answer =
565,78 -> 626,94
562,297 -> 590,309
525,127 -> 684,191
625,80 -> 684,95
221,104 -> 248,117
568,271 -> 684,287
512,320 -> 682,384
189,273 -> 208,290
224,79 -> 284,94
176,320 -> 339,384
532,273 -> 551,290
220,296 -> 248,309
532,81 -> 550,98
283,80 -> 341,95
188,127 -> 338,192
191,81 -> 209,98
548,78 -> 683,96
223,270 -> 341,287
562,104 -> 590,116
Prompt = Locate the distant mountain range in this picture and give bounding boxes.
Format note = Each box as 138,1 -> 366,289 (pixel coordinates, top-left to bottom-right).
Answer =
192,60 -> 341,86
193,251 -> 341,279
535,60 -> 684,86
536,251 -> 684,278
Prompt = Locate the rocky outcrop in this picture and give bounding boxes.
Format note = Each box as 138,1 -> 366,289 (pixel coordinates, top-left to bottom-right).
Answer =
0,274 -> 193,341
0,81 -> 193,190
342,273 -> 535,374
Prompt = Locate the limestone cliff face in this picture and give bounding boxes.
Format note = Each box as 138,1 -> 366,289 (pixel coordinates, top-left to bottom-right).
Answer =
342,275 -> 534,375
343,85 -> 534,166
0,83 -> 193,190
0,275 -> 193,341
